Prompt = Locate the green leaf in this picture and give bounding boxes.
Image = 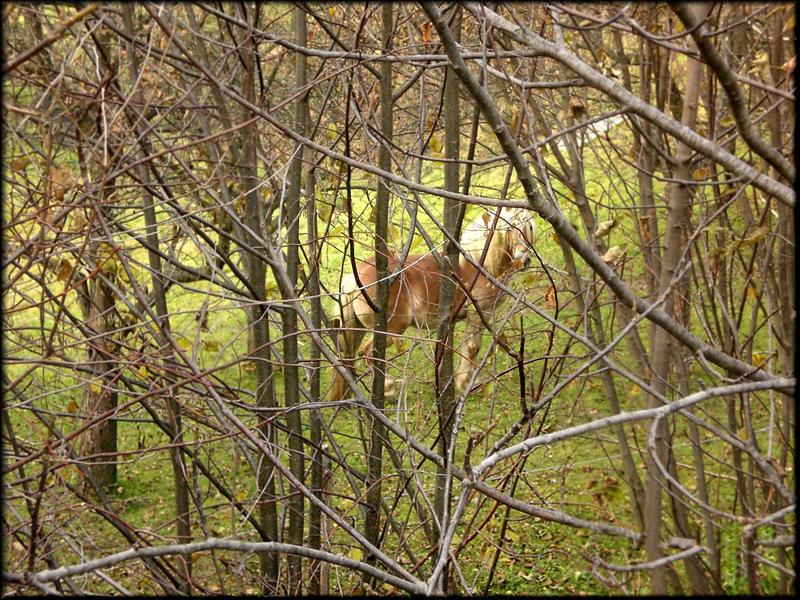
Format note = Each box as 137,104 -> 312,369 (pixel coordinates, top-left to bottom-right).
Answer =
88,379 -> 103,395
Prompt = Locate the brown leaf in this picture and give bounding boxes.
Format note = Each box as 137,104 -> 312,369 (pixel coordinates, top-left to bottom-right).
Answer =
50,166 -> 76,202
593,219 -> 617,238
692,165 -> 712,180
544,284 -> 556,309
602,245 -> 625,265
569,95 -> 585,113
56,259 -> 73,282
10,156 -> 30,171
422,22 -> 431,44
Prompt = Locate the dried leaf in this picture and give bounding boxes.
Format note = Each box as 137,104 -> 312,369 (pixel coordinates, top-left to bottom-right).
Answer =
544,284 -> 556,309
740,225 -> 769,247
569,95 -> 585,116
602,245 -> 625,265
50,166 -> 76,202
429,134 -> 442,155
318,201 -> 333,223
752,352 -> 769,367
56,259 -> 73,282
692,165 -> 712,180
265,281 -> 280,300
593,219 -> 617,238
10,156 -> 30,170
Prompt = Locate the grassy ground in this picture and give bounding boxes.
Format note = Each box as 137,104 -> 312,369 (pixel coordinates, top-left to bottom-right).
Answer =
3,133 -> 789,594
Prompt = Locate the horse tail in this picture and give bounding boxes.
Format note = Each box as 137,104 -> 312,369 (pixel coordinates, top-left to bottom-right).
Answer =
327,275 -> 360,401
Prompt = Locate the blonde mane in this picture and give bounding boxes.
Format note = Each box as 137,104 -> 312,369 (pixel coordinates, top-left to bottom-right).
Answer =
459,207 -> 532,277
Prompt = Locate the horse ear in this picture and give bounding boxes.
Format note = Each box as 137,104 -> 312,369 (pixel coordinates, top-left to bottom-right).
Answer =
482,212 -> 490,226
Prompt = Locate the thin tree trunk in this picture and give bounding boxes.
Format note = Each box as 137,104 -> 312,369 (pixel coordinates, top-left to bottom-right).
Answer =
765,10 -> 793,594
674,344 -> 722,592
526,77 -> 646,533
81,247 -> 118,490
121,6 -> 192,591
364,2 -> 393,586
645,5 -> 709,592
237,7 -> 280,592
305,133 -> 324,597
433,6 -> 461,593
274,7 -> 307,592
77,117 -> 118,492
612,27 -> 660,356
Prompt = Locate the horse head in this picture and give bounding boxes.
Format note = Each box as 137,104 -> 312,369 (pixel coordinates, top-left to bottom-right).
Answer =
503,207 -> 537,268
477,207 -> 536,270
459,206 -> 537,279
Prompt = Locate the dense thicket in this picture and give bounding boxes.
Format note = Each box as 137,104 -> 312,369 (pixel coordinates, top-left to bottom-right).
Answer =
3,3 -> 794,595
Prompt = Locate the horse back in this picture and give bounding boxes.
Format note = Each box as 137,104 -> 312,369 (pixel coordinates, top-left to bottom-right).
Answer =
351,254 -> 458,328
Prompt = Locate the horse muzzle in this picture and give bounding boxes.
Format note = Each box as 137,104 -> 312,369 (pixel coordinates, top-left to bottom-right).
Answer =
514,249 -> 532,269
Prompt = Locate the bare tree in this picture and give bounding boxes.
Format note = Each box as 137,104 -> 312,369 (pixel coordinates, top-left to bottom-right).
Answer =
3,3 -> 794,596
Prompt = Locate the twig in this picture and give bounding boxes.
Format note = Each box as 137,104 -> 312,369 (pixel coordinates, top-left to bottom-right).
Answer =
3,4 -> 100,74
593,545 -> 706,572
4,538 -> 425,594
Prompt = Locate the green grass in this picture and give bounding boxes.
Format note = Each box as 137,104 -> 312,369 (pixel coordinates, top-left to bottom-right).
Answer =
3,130 -> 792,595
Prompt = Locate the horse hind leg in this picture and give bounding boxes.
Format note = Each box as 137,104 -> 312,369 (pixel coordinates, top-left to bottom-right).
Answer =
328,292 -> 367,401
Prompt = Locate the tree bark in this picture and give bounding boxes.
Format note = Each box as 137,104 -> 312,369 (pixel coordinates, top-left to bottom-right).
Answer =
273,6 -> 308,592
644,4 -> 710,592
121,6 -> 192,592
238,6 -> 280,592
81,254 -> 118,489
433,6 -> 462,593
364,2 -> 393,587
305,118 -> 325,598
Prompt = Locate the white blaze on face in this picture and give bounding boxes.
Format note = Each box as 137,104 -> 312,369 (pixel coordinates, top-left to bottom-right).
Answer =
512,225 -> 528,262
510,210 -> 536,266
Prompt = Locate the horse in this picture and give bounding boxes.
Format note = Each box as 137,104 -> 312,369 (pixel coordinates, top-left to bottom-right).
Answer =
327,206 -> 536,401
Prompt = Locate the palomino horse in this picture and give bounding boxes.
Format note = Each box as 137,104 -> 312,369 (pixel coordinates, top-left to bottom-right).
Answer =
328,207 -> 536,401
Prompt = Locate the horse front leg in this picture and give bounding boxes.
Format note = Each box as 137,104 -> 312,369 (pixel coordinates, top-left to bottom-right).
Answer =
356,336 -> 374,359
455,313 -> 483,395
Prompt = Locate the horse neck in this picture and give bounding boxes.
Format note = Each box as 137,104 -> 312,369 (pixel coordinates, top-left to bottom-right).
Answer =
456,246 -> 511,286
487,238 -> 514,280
457,221 -> 516,282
